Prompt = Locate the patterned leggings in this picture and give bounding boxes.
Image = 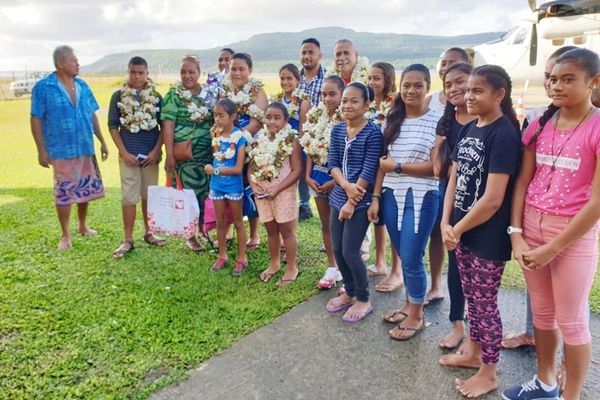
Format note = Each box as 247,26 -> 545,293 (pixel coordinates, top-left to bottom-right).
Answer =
455,244 -> 506,365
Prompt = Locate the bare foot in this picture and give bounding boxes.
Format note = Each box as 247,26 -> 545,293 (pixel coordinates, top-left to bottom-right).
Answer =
342,301 -> 373,322
383,305 -> 410,323
456,338 -> 470,356
501,332 -> 535,349
439,326 -> 465,349
388,315 -> 424,340
439,352 -> 481,369
58,236 -> 72,251
455,372 -> 497,398
77,227 -> 98,237
375,273 -> 404,292
426,288 -> 444,301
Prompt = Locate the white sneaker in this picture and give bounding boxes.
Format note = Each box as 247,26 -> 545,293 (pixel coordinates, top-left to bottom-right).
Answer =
318,267 -> 342,290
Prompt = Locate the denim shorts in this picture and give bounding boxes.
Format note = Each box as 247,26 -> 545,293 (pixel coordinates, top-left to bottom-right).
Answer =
209,188 -> 243,201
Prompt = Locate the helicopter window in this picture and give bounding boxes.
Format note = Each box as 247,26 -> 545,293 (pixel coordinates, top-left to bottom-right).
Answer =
552,38 -> 566,46
574,36 -> 586,45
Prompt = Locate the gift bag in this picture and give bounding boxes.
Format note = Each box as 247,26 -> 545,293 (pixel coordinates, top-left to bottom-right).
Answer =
203,197 -> 233,234
148,173 -> 200,239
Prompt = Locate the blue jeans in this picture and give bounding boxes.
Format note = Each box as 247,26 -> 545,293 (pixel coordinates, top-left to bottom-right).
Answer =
382,187 -> 438,304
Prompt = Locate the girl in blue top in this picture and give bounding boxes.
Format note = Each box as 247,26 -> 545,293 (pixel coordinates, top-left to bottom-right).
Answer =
325,82 -> 383,323
204,99 -> 249,275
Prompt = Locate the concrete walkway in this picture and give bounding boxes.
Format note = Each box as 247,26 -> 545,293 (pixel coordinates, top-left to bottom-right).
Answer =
151,280 -> 600,400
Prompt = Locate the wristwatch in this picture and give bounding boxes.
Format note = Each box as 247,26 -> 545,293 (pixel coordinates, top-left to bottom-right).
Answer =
506,226 -> 523,235
394,163 -> 403,174
214,167 -> 220,176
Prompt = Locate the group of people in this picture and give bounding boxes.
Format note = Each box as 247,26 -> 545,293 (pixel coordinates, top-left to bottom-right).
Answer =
30,39 -> 600,399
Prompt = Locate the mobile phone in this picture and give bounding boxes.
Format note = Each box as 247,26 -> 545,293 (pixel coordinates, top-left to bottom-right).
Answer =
136,154 -> 148,161
255,193 -> 269,199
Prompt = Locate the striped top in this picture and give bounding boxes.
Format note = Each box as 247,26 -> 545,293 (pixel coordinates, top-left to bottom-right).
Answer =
382,109 -> 441,232
328,120 -> 383,212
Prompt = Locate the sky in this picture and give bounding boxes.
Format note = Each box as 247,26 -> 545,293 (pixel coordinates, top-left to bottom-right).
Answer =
0,0 -> 532,71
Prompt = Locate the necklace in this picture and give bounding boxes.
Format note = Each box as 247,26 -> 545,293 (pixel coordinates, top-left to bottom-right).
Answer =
545,107 -> 594,192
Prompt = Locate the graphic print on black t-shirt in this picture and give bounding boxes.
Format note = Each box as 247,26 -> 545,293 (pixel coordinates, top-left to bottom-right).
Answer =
455,136 -> 486,213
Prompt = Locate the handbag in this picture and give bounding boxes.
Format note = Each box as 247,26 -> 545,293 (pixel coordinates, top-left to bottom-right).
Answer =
147,172 -> 200,239
242,185 -> 258,218
173,140 -> 193,161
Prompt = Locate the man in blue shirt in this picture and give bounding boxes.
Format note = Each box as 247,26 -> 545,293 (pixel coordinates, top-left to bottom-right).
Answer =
30,45 -> 109,250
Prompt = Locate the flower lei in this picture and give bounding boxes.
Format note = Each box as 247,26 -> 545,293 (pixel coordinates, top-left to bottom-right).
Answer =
172,82 -> 210,123
299,102 -> 343,165
117,80 -> 160,133
223,76 -> 265,121
325,56 -> 370,84
273,88 -> 310,120
248,124 -> 296,182
212,128 -> 253,161
364,92 -> 395,127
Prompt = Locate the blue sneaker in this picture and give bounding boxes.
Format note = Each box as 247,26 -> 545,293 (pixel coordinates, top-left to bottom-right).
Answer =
502,376 -> 559,400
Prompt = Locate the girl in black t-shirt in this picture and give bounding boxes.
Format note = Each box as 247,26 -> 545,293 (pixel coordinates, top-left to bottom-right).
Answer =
439,65 -> 522,398
432,63 -> 475,352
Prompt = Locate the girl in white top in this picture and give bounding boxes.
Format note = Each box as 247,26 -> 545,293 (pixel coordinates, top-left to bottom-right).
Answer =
369,64 -> 441,340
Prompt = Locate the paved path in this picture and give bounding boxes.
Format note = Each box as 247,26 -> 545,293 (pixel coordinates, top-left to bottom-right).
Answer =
151,280 -> 600,400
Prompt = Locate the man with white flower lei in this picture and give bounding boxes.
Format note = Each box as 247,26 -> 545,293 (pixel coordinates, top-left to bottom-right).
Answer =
108,56 -> 166,258
222,52 -> 268,250
326,39 -> 369,86
161,55 -> 214,252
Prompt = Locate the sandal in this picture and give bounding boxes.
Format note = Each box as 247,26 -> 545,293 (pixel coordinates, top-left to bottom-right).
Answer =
210,257 -> 229,272
143,233 -> 166,247
342,305 -> 373,323
375,280 -> 403,293
246,241 -> 260,251
326,297 -> 355,313
423,296 -> 444,307
276,271 -> 299,288
383,309 -> 408,324
366,264 -> 389,277
389,320 -> 426,341
232,259 -> 249,277
259,269 -> 278,283
186,238 -> 205,252
113,240 -> 134,259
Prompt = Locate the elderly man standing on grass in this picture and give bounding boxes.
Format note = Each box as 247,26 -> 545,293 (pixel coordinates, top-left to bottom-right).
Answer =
30,45 -> 109,250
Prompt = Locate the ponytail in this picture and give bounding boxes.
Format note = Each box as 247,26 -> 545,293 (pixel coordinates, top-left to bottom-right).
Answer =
436,101 -> 456,178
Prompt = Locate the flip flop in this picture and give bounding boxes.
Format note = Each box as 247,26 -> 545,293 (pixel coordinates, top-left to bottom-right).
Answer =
342,305 -> 373,323
326,297 -> 355,313
439,335 -> 465,350
383,309 -> 408,324
389,320 -> 426,341
143,233 -> 166,247
423,296 -> 444,307
186,240 -> 205,252
246,241 -> 260,251
259,271 -> 277,283
113,240 -> 134,259
375,280 -> 403,293
366,264 -> 389,277
276,272 -> 299,288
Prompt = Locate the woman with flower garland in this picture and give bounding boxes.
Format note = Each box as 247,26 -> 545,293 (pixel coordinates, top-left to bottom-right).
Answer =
223,52 -> 268,250
162,55 -> 213,252
108,56 -> 165,258
325,82 -> 383,323
366,62 -> 403,293
301,75 -> 345,289
368,64 -> 441,339
326,39 -> 369,85
249,103 -> 302,287
204,99 -> 251,276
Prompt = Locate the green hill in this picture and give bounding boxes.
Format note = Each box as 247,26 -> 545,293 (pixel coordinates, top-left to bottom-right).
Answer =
81,26 -> 504,74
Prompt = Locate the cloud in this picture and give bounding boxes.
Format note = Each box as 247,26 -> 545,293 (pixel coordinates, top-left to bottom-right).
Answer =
0,0 -> 528,70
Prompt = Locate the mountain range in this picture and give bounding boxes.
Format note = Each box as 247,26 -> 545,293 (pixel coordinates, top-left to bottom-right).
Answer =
81,26 -> 504,74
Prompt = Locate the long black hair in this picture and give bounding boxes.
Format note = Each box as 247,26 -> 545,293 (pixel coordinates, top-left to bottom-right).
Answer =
527,48 -> 599,146
383,64 -> 431,148
471,65 -> 520,134
436,63 -> 473,178
266,101 -> 289,120
346,82 -> 374,104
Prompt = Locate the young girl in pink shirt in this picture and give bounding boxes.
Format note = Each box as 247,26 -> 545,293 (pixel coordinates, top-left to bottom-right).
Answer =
503,48 -> 600,400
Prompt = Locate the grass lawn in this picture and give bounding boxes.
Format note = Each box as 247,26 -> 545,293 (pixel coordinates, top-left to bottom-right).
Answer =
0,76 -> 598,399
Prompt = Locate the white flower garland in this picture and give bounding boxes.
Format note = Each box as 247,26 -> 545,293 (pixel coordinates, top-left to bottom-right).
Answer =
364,92 -> 395,127
273,88 -> 310,120
248,124 -> 296,182
326,56 -> 370,84
299,102 -> 343,165
223,76 -> 265,121
117,81 -> 160,133
212,129 -> 253,161
173,82 -> 210,123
